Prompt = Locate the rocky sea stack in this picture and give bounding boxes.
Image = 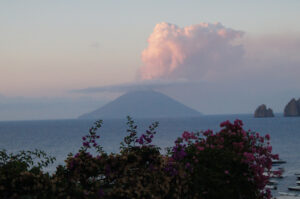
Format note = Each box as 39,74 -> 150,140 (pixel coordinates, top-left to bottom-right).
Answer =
284,98 -> 300,117
254,104 -> 274,118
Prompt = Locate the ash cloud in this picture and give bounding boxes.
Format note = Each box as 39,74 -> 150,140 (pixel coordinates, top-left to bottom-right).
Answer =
73,23 -> 300,114
72,80 -> 192,93
139,22 -> 244,80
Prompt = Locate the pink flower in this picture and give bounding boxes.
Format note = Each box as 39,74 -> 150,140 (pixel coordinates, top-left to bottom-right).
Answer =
203,129 -> 213,136
197,146 -> 204,151
83,142 -> 90,148
259,137 -> 264,143
182,131 -> 191,141
220,120 -> 231,127
234,119 -> 243,126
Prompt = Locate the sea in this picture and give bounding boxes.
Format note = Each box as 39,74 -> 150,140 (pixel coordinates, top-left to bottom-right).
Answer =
0,114 -> 300,196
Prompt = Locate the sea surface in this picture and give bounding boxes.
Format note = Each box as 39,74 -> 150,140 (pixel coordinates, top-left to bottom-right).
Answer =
0,114 -> 300,196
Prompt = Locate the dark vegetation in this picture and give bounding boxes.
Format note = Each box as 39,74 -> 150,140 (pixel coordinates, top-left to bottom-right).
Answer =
0,117 -> 279,199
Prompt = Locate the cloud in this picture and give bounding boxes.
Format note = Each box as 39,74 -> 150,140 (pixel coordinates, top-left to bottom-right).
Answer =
139,22 -> 244,80
243,34 -> 300,65
0,95 -> 108,121
72,79 -> 192,93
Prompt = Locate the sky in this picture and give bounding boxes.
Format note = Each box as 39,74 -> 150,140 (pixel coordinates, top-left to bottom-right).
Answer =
1,0 -> 300,120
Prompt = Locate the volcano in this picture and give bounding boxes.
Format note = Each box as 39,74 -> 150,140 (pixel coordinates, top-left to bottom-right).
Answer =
78,90 -> 202,119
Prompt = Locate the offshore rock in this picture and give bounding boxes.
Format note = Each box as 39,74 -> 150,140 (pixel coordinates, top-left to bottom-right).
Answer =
284,98 -> 300,117
254,104 -> 274,118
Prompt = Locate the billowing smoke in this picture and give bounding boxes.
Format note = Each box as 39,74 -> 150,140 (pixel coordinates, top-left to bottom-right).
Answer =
139,22 -> 244,80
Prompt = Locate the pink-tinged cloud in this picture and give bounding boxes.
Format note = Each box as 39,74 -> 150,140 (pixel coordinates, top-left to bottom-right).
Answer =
139,22 -> 244,80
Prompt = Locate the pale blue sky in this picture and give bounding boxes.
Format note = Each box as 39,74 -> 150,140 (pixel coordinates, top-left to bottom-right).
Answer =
1,1 -> 300,119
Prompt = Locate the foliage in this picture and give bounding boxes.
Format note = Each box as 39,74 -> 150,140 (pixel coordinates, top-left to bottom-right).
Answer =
0,149 -> 55,199
0,118 -> 279,199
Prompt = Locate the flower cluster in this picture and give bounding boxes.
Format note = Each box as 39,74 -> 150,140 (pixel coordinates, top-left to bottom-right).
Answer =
167,119 -> 278,199
135,121 -> 158,146
80,120 -> 104,154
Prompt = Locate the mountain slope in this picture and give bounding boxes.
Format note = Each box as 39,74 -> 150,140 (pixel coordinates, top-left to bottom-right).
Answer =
78,90 -> 202,119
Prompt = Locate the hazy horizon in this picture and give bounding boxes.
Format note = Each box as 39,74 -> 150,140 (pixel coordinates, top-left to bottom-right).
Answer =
1,1 -> 300,120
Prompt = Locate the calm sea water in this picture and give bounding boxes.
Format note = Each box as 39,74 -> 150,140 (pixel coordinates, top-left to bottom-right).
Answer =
0,114 -> 300,195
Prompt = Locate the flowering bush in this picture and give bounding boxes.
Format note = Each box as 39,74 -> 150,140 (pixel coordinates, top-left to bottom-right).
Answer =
167,119 -> 278,199
52,117 -> 171,199
0,117 -> 279,199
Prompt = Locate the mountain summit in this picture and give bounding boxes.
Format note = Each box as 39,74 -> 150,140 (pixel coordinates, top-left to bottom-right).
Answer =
78,90 -> 202,119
